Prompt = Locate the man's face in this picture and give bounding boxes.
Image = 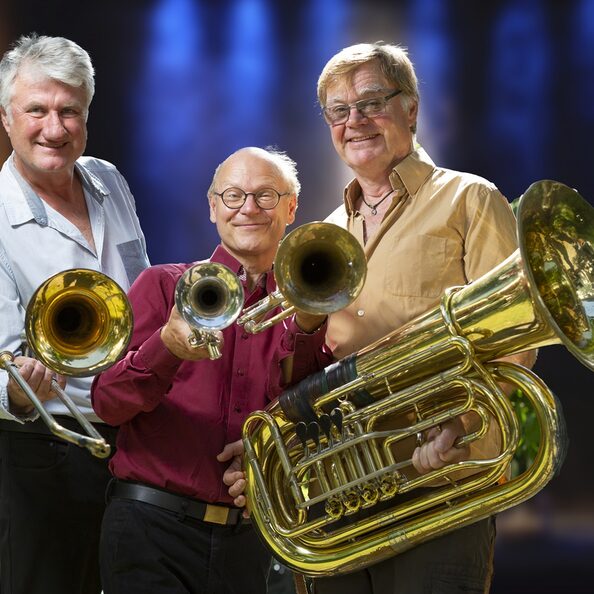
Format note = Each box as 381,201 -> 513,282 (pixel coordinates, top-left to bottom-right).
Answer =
209,151 -> 297,267
0,68 -> 88,180
324,61 -> 418,177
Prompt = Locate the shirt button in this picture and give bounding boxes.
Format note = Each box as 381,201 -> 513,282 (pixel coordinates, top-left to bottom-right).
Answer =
357,309 -> 365,317
237,369 -> 244,376
241,332 -> 249,340
234,406 -> 242,413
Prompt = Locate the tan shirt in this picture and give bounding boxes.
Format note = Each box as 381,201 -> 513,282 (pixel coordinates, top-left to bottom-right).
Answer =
325,147 -> 518,359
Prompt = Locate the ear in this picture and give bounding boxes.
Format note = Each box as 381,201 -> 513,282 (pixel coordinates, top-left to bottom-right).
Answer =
407,100 -> 419,130
0,108 -> 10,136
208,194 -> 217,223
286,194 -> 297,225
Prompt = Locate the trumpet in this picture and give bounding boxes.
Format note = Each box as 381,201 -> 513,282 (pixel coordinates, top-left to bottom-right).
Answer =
0,268 -> 133,458
238,222 -> 367,333
175,262 -> 244,359
242,180 -> 593,576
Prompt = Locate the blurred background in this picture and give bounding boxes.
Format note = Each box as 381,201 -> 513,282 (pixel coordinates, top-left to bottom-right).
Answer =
1,0 -> 593,591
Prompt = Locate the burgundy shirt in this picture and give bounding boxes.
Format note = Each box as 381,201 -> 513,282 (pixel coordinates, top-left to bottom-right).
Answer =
92,245 -> 287,505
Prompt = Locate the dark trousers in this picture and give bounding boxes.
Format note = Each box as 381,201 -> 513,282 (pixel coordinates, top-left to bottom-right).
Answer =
100,497 -> 272,594
313,517 -> 496,594
0,417 -> 117,594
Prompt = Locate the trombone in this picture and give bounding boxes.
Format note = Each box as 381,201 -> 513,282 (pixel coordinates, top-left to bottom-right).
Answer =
175,262 -> 244,359
0,268 -> 133,458
238,222 -> 367,333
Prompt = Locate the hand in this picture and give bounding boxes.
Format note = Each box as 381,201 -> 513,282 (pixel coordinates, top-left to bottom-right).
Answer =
412,416 -> 470,475
294,311 -> 326,334
7,356 -> 66,413
160,305 -> 223,361
217,439 -> 249,515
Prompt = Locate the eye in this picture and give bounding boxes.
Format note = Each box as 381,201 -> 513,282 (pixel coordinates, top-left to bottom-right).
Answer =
257,189 -> 276,199
360,98 -> 383,113
26,105 -> 45,117
222,188 -> 244,201
330,105 -> 349,118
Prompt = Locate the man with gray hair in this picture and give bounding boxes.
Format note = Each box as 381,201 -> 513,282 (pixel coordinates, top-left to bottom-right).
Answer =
0,34 -> 148,594
92,146 -> 298,594
266,41 -> 537,593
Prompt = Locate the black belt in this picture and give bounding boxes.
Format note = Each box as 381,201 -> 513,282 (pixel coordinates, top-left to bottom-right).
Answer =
0,415 -> 118,445
108,480 -> 244,526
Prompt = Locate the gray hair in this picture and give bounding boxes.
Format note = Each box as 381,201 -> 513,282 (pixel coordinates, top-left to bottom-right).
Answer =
208,146 -> 301,199
0,34 -> 95,119
317,42 -> 419,132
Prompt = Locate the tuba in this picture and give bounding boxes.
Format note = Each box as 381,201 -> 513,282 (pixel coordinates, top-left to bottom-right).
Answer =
237,222 -> 366,333
241,180 -> 594,576
0,268 -> 133,458
175,262 -> 244,359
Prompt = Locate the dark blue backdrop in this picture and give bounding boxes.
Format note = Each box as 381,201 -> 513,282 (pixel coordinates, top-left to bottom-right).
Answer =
2,1 -> 593,591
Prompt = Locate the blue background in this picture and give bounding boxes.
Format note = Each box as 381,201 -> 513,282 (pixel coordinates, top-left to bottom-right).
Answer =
2,1 -> 593,591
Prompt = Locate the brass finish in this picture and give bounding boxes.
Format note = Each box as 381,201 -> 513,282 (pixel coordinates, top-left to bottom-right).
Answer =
238,222 -> 367,333
175,262 -> 244,359
1,268 -> 134,458
242,180 -> 593,576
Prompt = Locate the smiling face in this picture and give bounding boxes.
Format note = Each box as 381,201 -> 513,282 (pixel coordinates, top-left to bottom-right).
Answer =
325,60 -> 418,180
208,149 -> 297,271
0,67 -> 88,182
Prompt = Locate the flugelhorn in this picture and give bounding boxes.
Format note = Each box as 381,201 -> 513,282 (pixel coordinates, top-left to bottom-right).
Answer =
0,268 -> 133,458
238,222 -> 367,333
242,180 -> 593,576
175,262 -> 244,359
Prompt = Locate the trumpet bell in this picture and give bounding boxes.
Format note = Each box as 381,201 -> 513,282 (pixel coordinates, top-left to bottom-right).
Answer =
274,222 -> 367,315
518,180 -> 594,369
25,268 -> 133,377
175,262 -> 244,330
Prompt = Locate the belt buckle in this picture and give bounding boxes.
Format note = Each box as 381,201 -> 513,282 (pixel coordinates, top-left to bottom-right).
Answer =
204,504 -> 230,525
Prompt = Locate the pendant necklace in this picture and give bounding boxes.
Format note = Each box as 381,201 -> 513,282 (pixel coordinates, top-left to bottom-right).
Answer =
361,189 -> 393,215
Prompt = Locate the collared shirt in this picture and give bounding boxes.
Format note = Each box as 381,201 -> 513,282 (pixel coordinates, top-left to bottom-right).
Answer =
0,153 -> 149,421
270,146 -> 518,391
91,245 -> 286,505
325,147 -> 518,358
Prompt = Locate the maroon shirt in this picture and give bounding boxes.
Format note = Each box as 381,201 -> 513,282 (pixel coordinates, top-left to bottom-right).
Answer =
92,245 -> 287,505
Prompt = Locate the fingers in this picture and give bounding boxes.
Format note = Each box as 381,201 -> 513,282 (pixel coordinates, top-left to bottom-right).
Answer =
216,439 -> 244,462
412,421 -> 470,475
8,357 -> 59,409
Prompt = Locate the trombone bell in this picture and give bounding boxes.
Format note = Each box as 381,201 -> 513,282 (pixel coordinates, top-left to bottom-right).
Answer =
175,262 -> 245,359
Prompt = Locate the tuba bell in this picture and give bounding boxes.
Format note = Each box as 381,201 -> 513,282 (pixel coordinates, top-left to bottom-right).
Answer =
237,222 -> 367,333
0,268 -> 133,458
241,180 -> 593,576
175,262 -> 244,359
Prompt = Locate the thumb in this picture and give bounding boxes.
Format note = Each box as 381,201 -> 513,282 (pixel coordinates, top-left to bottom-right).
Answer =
216,439 -> 244,462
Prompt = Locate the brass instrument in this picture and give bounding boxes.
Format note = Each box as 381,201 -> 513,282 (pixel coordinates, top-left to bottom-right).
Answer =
242,180 -> 594,576
0,268 -> 133,458
238,222 -> 367,333
175,262 -> 244,359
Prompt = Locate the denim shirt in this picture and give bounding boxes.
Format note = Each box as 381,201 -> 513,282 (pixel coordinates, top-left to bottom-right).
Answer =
0,153 -> 149,421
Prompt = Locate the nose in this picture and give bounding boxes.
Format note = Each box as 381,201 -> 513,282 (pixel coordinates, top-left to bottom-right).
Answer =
346,106 -> 368,126
238,193 -> 261,214
42,111 -> 68,140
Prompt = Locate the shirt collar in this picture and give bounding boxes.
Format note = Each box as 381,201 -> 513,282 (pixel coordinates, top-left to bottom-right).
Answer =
342,146 -> 436,215
209,244 -> 274,293
3,153 -> 109,227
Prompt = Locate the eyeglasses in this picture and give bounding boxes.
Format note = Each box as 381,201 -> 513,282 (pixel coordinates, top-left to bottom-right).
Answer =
322,89 -> 402,126
213,187 -> 290,210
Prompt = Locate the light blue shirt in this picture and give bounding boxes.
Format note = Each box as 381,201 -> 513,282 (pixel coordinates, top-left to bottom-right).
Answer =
0,153 -> 149,422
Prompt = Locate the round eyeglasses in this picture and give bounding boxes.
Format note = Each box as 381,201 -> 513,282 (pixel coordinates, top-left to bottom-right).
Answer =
322,89 -> 402,126
213,187 -> 290,210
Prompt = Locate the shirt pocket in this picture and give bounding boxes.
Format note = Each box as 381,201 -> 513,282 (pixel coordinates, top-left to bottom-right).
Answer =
384,233 -> 450,299
117,239 -> 149,285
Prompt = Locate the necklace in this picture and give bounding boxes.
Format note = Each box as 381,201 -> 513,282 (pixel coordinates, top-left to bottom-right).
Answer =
361,189 -> 393,215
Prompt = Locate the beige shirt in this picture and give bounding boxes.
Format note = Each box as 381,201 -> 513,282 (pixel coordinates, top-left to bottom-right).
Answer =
326,147 -> 519,359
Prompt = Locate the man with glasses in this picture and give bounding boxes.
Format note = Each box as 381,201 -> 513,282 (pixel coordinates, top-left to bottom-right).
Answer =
266,42 -> 536,593
91,146 -> 298,594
